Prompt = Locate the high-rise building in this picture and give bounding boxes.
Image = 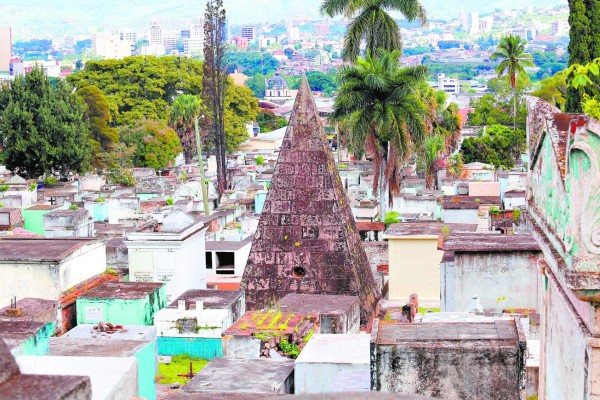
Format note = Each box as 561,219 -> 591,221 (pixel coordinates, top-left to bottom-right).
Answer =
92,32 -> 132,60
0,27 -> 11,75
437,73 -> 460,94
149,22 -> 163,46
163,33 -> 177,52
119,30 -> 138,43
240,25 -> 255,41
315,22 -> 330,37
184,19 -> 204,57
479,17 -> 493,33
552,20 -> 569,36
467,12 -> 480,34
286,21 -> 300,41
458,10 -> 467,31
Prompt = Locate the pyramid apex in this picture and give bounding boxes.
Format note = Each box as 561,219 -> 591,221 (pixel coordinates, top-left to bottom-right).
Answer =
299,73 -> 310,91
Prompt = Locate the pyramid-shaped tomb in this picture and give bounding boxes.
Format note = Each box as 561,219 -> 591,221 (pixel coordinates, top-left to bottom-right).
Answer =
241,76 -> 380,324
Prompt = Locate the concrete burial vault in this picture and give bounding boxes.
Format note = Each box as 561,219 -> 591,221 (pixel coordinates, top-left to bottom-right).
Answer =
240,75 -> 380,324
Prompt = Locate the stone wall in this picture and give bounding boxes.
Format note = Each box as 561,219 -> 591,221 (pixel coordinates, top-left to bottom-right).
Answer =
442,251 -> 541,312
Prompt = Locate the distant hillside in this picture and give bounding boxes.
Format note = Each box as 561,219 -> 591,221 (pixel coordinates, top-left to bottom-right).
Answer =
0,0 -> 567,39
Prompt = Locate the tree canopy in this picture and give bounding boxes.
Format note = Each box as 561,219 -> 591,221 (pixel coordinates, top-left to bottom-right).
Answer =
333,50 -> 431,213
320,0 -> 427,61
460,124 -> 526,169
227,50 -> 280,76
68,56 -> 204,125
119,120 -> 182,169
532,71 -> 568,110
245,73 -> 267,98
257,109 -> 287,132
76,85 -> 118,168
0,67 -> 91,178
224,83 -> 259,152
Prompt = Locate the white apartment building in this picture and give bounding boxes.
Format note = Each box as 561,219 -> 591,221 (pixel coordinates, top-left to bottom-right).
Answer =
437,73 -> 460,94
467,12 -> 479,34
149,22 -> 163,46
92,32 -> 132,60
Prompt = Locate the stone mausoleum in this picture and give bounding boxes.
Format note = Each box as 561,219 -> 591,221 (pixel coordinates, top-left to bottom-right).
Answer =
241,76 -> 380,325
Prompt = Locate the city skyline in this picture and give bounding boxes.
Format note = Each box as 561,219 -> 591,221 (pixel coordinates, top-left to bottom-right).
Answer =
1,0 -> 566,40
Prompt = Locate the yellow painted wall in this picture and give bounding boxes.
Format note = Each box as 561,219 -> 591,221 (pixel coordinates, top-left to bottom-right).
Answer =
388,237 -> 441,305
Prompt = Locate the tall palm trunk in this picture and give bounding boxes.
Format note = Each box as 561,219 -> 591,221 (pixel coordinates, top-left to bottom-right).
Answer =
379,145 -> 388,223
426,169 -> 434,190
513,86 -> 517,131
195,118 -> 210,215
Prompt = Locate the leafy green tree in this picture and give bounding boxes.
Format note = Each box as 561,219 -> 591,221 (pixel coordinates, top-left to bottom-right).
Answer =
227,50 -> 280,76
224,84 -> 259,152
245,73 -> 267,98
531,51 -> 568,81
532,71 -> 568,110
469,77 -> 529,130
76,85 -> 118,168
0,67 -> 91,178
284,48 -> 294,59
119,120 -> 182,169
306,71 -> 337,96
100,143 -> 135,170
320,0 -> 427,61
565,57 -> 600,118
491,35 -> 534,130
256,109 -> 287,132
460,124 -> 526,169
68,56 -> 204,125
332,50 -> 431,220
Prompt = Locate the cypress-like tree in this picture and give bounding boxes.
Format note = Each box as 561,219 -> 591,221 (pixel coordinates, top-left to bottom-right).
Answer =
586,0 -> 600,58
567,0 -> 592,112
0,67 -> 91,178
203,0 -> 229,196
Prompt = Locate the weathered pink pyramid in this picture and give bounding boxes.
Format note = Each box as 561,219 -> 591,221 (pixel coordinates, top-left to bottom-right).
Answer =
241,75 -> 380,324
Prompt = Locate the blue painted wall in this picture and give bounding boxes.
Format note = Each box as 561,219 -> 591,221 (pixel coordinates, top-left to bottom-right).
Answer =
158,337 -> 222,359
135,341 -> 157,400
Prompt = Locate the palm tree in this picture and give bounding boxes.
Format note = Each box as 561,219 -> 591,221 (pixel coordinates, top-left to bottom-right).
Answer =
169,94 -> 210,215
419,134 -> 445,190
332,50 -> 431,221
414,88 -> 462,189
446,153 -> 464,178
491,35 -> 534,130
321,0 -> 427,61
170,95 -> 202,164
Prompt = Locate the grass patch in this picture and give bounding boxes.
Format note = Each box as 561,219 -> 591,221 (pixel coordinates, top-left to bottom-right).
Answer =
156,355 -> 208,385
418,307 -> 441,314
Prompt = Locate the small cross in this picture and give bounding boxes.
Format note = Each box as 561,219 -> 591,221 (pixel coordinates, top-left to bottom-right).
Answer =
177,362 -> 196,380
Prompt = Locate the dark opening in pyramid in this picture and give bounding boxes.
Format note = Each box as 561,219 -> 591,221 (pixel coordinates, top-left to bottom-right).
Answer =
241,75 -> 380,324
